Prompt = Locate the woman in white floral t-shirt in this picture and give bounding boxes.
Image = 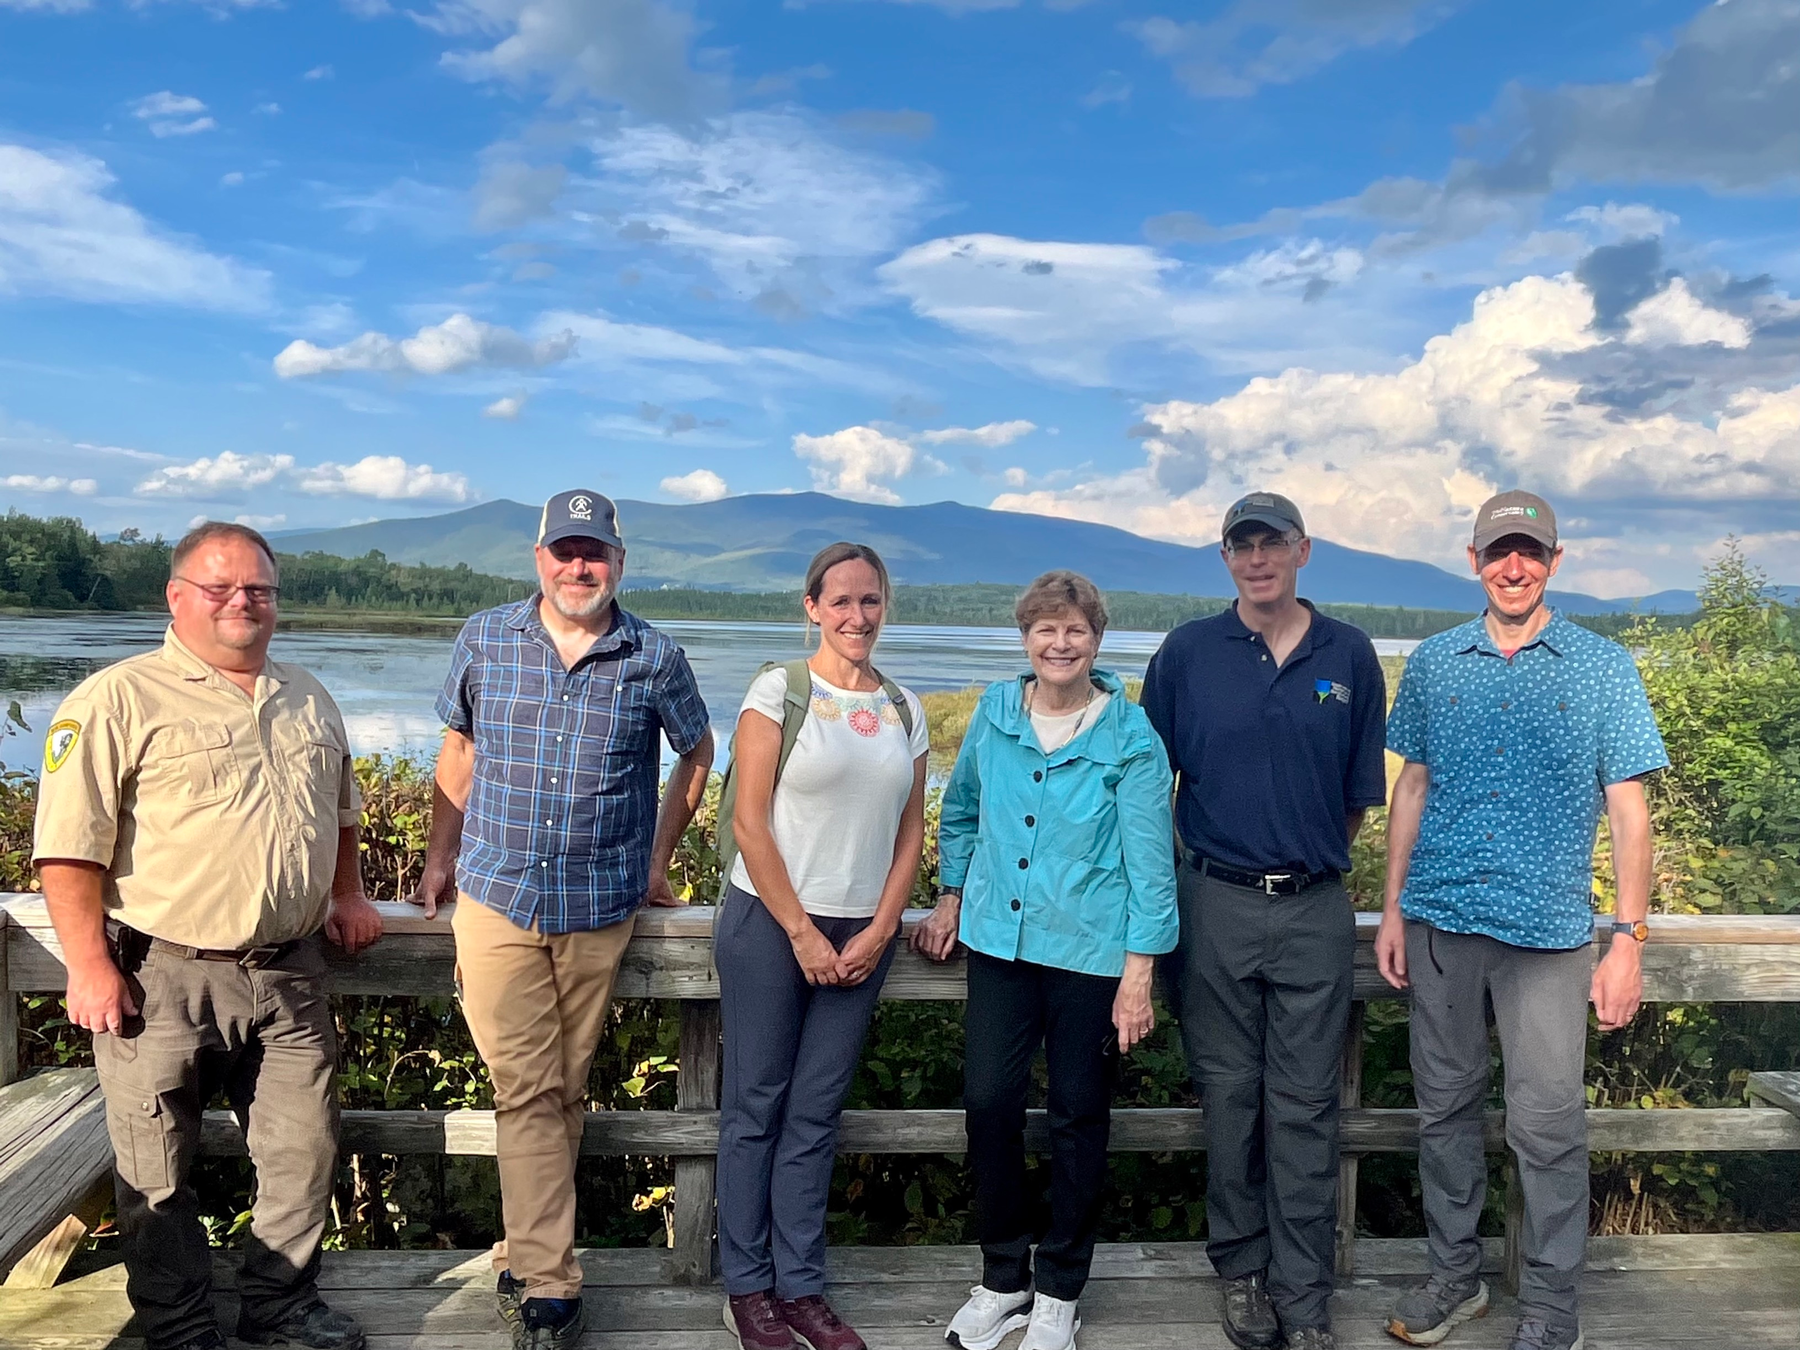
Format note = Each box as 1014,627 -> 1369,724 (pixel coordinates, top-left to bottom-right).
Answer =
716,542 -> 929,1350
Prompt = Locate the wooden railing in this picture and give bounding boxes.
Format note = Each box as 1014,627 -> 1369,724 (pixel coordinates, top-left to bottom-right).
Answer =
4,897 -> 1798,1289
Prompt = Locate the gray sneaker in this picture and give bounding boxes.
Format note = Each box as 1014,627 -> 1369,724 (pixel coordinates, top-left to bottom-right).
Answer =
1285,1330 -> 1336,1350
1508,1318 -> 1583,1350
1386,1276 -> 1490,1345
1222,1270 -> 1282,1349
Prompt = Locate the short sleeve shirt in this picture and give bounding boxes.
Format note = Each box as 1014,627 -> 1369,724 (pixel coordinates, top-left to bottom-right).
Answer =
1140,603 -> 1389,874
32,629 -> 360,950
1386,612 -> 1669,949
436,600 -> 710,934
728,667 -> 928,919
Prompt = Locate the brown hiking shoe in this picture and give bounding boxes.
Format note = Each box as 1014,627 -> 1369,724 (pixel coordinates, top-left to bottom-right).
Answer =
725,1291 -> 798,1350
779,1295 -> 867,1350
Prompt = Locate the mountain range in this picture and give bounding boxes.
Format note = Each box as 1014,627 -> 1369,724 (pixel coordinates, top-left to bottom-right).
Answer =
272,495 -> 1714,615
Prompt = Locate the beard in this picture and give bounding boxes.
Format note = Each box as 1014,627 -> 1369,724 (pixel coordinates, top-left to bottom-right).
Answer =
547,575 -> 616,619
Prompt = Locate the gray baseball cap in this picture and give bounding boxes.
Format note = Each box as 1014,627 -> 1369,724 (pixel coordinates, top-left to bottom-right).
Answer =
1221,491 -> 1306,542
1472,490 -> 1556,552
538,489 -> 624,549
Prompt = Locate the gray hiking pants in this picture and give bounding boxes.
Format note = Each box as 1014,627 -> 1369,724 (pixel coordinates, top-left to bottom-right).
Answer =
1406,922 -> 1591,1331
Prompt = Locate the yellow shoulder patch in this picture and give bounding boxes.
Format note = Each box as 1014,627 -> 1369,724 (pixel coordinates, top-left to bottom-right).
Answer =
45,719 -> 81,773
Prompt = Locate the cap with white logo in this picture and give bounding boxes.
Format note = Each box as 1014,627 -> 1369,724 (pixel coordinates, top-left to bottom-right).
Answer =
1221,491 -> 1306,542
538,490 -> 624,550
1471,490 -> 1556,552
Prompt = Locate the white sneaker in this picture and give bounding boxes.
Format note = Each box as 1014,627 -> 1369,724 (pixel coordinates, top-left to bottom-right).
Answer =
1018,1292 -> 1079,1350
946,1284 -> 1034,1350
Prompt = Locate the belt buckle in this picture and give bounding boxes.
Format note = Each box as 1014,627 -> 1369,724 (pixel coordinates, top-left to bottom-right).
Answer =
1262,872 -> 1292,896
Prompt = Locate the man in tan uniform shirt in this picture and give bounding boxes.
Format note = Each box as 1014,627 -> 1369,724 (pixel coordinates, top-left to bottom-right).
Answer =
33,522 -> 384,1350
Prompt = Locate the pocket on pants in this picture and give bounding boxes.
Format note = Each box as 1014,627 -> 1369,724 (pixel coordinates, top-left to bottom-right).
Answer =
107,1084 -> 176,1192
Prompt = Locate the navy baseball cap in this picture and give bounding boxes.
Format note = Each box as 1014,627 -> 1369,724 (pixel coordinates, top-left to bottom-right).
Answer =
1221,491 -> 1306,542
538,490 -> 623,550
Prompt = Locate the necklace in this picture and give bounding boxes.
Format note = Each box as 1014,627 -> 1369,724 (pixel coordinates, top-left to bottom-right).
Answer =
1027,677 -> 1098,747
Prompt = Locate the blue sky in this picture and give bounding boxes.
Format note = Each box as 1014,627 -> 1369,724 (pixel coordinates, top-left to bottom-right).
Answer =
2,0 -> 1798,596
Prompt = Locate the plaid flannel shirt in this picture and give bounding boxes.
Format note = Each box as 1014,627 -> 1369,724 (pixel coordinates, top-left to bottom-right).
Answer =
436,599 -> 710,934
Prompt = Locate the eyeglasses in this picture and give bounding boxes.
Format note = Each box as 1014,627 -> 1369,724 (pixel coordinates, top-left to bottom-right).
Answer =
1478,542 -> 1552,568
545,540 -> 619,565
1224,532 -> 1300,560
174,578 -> 280,605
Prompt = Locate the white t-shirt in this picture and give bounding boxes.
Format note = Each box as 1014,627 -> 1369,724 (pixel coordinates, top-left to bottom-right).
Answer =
729,666 -> 930,918
1030,689 -> 1113,754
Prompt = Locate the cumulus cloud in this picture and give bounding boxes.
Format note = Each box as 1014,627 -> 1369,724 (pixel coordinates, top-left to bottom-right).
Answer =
1,473 -> 97,493
1624,277 -> 1754,350
130,91 -> 216,137
915,419 -> 1036,447
421,0 -> 723,121
483,394 -> 526,418
792,425 -> 940,504
273,313 -> 578,378
660,467 -> 729,501
0,146 -> 269,309
1132,0 -> 1468,98
991,271 -> 1800,591
136,451 -> 473,502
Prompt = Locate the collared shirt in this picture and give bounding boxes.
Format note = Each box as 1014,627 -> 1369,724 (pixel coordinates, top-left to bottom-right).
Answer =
1386,611 -> 1669,950
437,599 -> 709,934
32,629 -> 359,950
938,671 -> 1178,979
1140,601 -> 1389,875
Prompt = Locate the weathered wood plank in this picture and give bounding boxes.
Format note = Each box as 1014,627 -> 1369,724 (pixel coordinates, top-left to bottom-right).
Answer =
669,999 -> 721,1286
2,1174 -> 110,1291
1748,1070 -> 1800,1118
1335,1001 -> 1364,1277
0,1069 -> 113,1281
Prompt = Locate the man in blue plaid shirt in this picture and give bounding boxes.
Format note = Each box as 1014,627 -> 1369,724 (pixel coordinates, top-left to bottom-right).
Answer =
411,489 -> 714,1350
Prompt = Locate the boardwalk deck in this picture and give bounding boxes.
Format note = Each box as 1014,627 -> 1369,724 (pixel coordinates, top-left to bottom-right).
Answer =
1,1235 -> 1796,1349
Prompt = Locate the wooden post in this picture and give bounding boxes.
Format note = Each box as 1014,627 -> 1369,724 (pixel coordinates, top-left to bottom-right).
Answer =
1501,1149 -> 1523,1297
669,998 -> 721,1285
0,910 -> 19,1088
1334,1000 -> 1365,1277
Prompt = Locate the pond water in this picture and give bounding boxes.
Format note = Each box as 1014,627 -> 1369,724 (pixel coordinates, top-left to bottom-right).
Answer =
0,612 -> 1419,772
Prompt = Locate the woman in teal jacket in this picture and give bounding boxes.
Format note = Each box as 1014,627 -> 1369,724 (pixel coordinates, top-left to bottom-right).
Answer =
912,570 -> 1178,1350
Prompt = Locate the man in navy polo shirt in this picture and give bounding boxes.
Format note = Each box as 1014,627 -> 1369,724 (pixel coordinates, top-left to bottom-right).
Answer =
1142,492 -> 1387,1350
1377,492 -> 1666,1350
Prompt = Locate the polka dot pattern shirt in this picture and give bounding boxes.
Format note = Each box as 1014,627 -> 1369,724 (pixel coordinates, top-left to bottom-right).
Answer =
1386,612 -> 1669,950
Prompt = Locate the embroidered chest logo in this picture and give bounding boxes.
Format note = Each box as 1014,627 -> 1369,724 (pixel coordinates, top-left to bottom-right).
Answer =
1314,679 -> 1350,706
46,719 -> 81,772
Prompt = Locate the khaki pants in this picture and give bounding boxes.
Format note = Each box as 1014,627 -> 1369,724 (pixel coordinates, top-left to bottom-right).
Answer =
94,933 -> 338,1350
452,896 -> 636,1299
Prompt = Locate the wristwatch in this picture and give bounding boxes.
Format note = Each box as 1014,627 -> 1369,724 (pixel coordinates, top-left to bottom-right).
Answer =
1611,919 -> 1650,943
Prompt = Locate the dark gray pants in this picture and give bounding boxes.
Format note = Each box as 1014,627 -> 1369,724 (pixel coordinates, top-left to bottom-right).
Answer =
93,932 -> 339,1350
1406,923 -> 1591,1331
714,885 -> 896,1298
1169,862 -> 1355,1332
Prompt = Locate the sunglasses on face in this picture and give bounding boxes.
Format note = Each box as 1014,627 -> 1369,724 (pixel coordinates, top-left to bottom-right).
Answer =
546,541 -> 617,566
1478,541 -> 1553,569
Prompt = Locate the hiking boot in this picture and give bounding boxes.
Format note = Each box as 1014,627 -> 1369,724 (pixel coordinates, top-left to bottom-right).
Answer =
725,1290 -> 798,1350
163,1332 -> 227,1350
1386,1276 -> 1490,1345
1285,1330 -> 1336,1350
496,1270 -> 526,1328
512,1297 -> 582,1350
237,1302 -> 366,1350
1222,1270 -> 1282,1349
946,1284 -> 1034,1350
1018,1292 -> 1079,1350
780,1294 -> 867,1350
1507,1319 -> 1583,1350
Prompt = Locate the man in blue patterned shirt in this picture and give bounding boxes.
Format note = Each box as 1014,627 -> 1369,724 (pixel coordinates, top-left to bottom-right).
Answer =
411,490 -> 714,1350
1376,492 -> 1668,1350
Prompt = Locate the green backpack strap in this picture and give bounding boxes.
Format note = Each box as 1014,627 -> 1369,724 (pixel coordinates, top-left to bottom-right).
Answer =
871,666 -> 914,738
714,659 -> 814,901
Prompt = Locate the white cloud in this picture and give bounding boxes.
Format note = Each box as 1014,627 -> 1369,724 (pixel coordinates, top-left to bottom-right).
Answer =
915,419 -> 1036,447
273,312 -> 578,378
0,0 -> 93,11
304,64 -> 335,80
421,0 -> 722,120
793,425 -> 943,504
0,473 -> 96,493
0,145 -> 269,310
253,101 -> 282,115
1624,278 -> 1753,350
231,512 -> 287,529
137,451 -> 473,502
660,467 -> 729,501
130,91 -> 216,137
483,394 -> 526,418
472,160 -> 566,231
220,171 -> 245,187
990,271 -> 1800,590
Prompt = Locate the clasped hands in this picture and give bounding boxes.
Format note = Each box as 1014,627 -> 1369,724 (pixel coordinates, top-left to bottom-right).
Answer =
790,919 -> 893,987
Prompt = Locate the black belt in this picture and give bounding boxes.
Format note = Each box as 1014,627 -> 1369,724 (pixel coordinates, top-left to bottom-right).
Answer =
114,920 -> 301,970
1195,856 -> 1339,897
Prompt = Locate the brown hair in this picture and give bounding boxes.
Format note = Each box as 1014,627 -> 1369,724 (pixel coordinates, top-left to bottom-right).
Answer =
803,541 -> 893,609
170,522 -> 280,579
1015,569 -> 1108,636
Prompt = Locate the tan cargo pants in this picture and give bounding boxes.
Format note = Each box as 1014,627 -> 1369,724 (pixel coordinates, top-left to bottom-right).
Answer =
93,931 -> 339,1350
452,896 -> 636,1299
